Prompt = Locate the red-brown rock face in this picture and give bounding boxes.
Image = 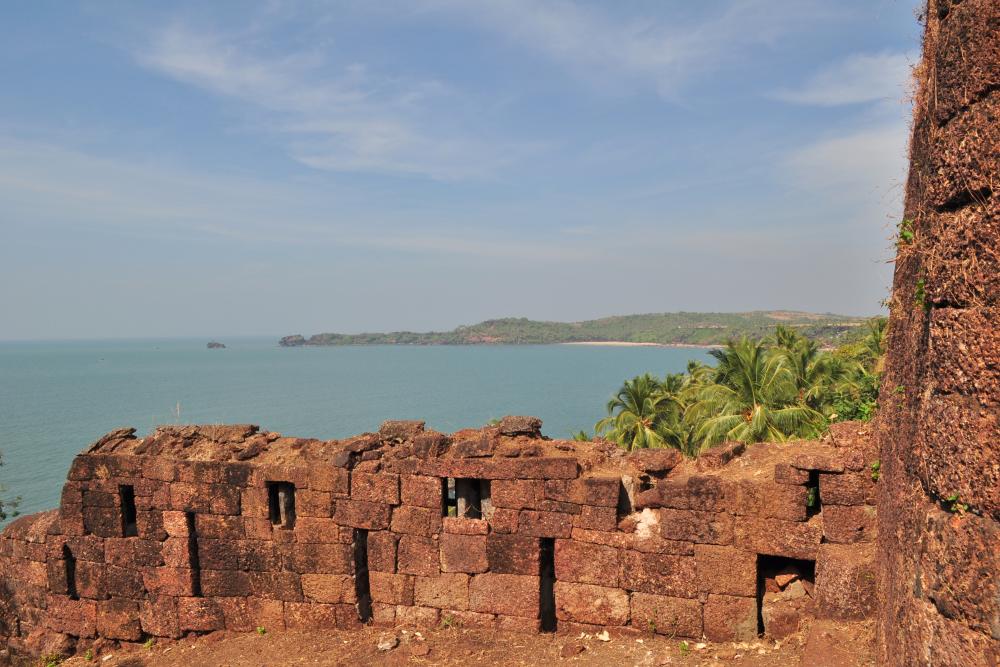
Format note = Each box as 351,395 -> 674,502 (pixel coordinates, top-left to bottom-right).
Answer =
876,1 -> 1000,664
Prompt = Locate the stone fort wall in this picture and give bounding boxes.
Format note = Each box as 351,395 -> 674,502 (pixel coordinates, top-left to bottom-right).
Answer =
0,417 -> 877,655
876,1 -> 1000,664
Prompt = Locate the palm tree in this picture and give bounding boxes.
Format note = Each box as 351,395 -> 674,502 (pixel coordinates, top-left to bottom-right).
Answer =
679,361 -> 713,402
660,372 -> 686,396
595,374 -> 685,451
824,318 -> 886,422
686,360 -> 712,377
658,372 -> 708,457
770,325 -> 806,352
689,338 -> 824,445
772,336 -> 856,414
861,318 -> 888,372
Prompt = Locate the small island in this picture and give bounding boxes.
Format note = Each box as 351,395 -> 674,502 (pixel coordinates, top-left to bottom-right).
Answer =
207,341 -> 226,349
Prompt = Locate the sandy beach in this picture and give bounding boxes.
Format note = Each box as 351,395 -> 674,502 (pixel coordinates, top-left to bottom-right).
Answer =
561,341 -> 720,349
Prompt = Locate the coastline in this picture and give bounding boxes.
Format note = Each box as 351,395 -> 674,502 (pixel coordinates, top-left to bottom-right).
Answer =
280,311 -> 873,349
561,341 -> 721,349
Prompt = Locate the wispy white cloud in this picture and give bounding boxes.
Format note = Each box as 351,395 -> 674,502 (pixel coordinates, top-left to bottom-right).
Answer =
783,123 -> 908,195
780,119 -> 908,264
0,136 -> 587,261
772,51 -> 915,106
137,24 -> 535,180
130,3 -> 854,181
412,0 -> 837,96
774,48 -> 914,229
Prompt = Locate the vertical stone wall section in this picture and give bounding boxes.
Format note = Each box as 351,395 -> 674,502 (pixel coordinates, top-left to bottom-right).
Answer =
877,1 -> 1000,664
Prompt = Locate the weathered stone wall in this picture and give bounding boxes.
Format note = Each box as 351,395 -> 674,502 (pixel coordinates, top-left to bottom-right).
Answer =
876,1 -> 1000,665
0,418 -> 876,656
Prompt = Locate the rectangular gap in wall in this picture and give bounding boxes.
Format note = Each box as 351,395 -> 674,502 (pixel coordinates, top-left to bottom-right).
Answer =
186,512 -> 202,597
267,481 -> 296,529
805,470 -> 821,518
353,528 -> 372,623
445,478 -> 491,519
616,479 -> 634,522
476,479 -> 493,519
755,554 -> 816,637
441,478 -> 456,517
62,544 -> 78,600
539,537 -> 556,632
455,478 -> 480,518
119,485 -> 138,537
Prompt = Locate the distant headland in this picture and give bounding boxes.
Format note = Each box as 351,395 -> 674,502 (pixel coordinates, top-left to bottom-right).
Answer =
279,311 -> 873,348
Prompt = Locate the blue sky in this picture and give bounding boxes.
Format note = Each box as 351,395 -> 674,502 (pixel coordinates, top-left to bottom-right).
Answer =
0,1 -> 921,340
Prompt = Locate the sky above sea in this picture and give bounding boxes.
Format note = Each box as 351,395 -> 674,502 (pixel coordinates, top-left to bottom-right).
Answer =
0,1 -> 921,341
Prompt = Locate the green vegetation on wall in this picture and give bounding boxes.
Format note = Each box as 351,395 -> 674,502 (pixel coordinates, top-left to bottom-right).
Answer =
589,319 -> 886,455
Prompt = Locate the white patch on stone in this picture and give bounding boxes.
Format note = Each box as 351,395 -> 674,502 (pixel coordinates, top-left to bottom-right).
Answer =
634,508 -> 659,539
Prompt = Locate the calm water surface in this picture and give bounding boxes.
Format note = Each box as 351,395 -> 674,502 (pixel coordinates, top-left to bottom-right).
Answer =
0,339 -> 712,519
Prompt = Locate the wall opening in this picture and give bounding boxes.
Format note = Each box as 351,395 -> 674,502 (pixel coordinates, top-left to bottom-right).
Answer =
637,473 -> 655,492
805,470 -> 822,518
62,544 -> 78,600
755,554 -> 815,637
539,537 -> 557,632
119,485 -> 138,537
616,479 -> 633,521
442,478 -> 492,519
186,512 -> 202,597
353,528 -> 372,623
442,478 -> 455,517
267,482 -> 296,529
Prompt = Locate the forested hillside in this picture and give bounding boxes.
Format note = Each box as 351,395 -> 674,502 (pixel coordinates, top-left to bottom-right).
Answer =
280,311 -> 871,348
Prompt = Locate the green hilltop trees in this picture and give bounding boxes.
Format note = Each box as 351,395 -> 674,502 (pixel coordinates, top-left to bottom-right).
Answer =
288,311 -> 870,348
592,319 -> 887,455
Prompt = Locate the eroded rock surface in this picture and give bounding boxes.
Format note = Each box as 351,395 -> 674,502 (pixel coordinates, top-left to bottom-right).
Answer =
875,1 -> 1000,665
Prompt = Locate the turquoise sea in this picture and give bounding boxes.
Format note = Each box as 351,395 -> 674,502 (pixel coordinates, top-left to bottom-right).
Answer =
0,339 -> 712,520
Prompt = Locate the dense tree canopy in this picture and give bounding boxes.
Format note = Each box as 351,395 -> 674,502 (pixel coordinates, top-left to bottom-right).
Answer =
590,319 -> 886,456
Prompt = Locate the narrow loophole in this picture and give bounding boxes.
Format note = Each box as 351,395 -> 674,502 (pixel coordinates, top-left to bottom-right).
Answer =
62,544 -> 78,600
186,512 -> 202,597
353,528 -> 372,623
805,470 -> 821,518
615,480 -> 633,522
119,485 -> 138,537
442,478 -> 457,517
267,482 -> 296,529
539,537 -> 556,632
445,478 -> 492,519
